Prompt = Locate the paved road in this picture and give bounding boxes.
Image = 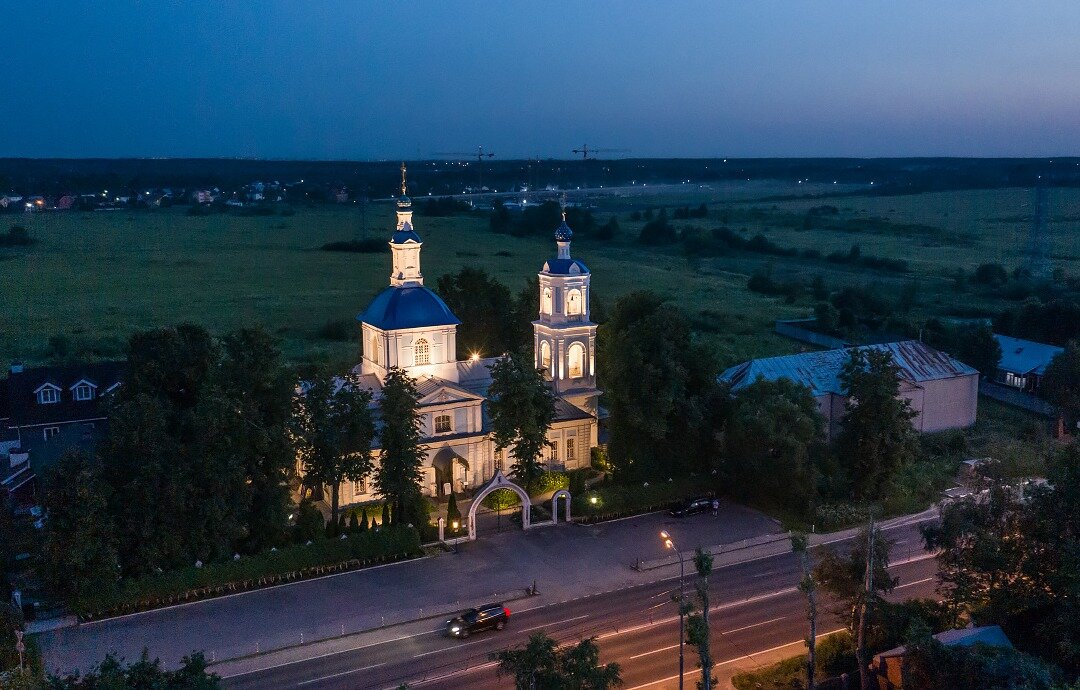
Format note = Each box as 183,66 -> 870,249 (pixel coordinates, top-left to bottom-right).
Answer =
222,522 -> 937,690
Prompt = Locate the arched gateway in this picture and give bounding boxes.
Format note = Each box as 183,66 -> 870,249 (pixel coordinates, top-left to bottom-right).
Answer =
467,470 -> 531,540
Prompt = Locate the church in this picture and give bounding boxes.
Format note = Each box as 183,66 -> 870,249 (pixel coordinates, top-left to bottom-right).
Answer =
337,169 -> 600,505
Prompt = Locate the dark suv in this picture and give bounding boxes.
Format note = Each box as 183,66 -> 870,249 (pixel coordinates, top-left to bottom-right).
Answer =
446,602 -> 510,638
670,497 -> 713,518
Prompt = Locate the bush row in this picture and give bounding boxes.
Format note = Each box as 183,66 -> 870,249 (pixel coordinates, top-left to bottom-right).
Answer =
77,527 -> 421,619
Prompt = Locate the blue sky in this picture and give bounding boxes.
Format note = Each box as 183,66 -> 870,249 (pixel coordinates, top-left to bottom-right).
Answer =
2,1 -> 1078,158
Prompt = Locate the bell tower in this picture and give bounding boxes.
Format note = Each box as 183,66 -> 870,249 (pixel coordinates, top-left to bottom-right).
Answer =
389,162 -> 423,287
533,213 -> 599,415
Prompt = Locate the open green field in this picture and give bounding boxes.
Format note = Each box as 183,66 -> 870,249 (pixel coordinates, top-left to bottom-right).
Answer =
2,182 -> 1077,370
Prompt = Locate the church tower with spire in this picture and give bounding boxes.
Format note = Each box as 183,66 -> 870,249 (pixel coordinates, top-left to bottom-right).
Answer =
533,212 -> 599,416
357,163 -> 461,381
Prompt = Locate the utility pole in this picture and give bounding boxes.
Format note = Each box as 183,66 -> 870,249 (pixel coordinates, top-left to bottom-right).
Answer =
857,518 -> 875,690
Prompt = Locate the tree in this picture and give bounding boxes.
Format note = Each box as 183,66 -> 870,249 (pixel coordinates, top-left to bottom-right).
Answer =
923,446 -> 1080,675
375,368 -> 427,527
596,216 -> 619,241
974,262 -> 1010,287
492,632 -> 622,690
436,268 -> 529,357
215,327 -> 295,552
901,632 -> 1059,690
686,548 -> 716,690
292,371 -> 376,525
815,524 -> 897,690
792,533 -> 819,690
1042,341 -> 1080,428
835,348 -> 919,500
953,324 -> 1002,379
40,451 -> 118,612
723,378 -> 824,516
598,292 -> 720,480
45,650 -> 222,689
446,493 -> 461,531
488,349 -> 556,491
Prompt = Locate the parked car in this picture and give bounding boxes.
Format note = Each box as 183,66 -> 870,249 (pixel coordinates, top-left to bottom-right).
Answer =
669,497 -> 713,518
445,602 -> 510,638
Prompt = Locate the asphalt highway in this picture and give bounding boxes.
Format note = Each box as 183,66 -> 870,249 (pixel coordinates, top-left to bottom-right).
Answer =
223,521 -> 938,690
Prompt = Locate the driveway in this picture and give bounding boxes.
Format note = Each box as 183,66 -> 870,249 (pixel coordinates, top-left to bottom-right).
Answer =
37,500 -> 781,675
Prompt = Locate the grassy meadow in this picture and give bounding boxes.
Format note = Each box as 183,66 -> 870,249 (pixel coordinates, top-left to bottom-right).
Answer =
1,182 -> 1077,371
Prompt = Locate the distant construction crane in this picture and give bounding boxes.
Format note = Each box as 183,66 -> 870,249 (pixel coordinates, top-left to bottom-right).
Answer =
571,144 -> 629,160
1026,182 -> 1052,279
432,146 -> 496,192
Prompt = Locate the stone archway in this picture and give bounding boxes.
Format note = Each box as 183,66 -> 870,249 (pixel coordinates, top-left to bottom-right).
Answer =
551,489 -> 572,524
467,469 -> 531,540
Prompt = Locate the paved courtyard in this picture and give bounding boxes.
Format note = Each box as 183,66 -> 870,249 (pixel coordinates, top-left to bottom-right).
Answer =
38,500 -> 781,675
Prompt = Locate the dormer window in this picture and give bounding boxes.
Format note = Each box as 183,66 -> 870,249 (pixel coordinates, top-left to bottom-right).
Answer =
35,384 -> 60,405
73,382 -> 95,401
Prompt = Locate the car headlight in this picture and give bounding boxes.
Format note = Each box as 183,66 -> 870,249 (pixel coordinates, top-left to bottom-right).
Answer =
451,626 -> 460,632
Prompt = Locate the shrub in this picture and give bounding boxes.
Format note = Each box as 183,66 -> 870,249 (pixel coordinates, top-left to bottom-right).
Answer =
974,262 -> 1009,287
483,488 -> 522,510
446,493 -> 461,527
77,527 -> 422,618
0,225 -> 34,247
532,471 -> 569,495
638,211 -> 676,245
293,498 -> 324,543
348,511 -> 359,532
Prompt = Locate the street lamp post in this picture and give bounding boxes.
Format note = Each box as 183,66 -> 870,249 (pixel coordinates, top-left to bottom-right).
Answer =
661,530 -> 685,690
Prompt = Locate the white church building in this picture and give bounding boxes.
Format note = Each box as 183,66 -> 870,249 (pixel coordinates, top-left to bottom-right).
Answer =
334,172 -> 600,505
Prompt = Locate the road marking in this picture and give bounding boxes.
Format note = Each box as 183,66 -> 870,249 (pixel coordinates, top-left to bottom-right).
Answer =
721,615 -> 787,635
516,614 -> 590,634
896,576 -> 935,590
628,643 -> 680,660
393,660 -> 499,688
297,661 -> 386,686
622,628 -> 846,690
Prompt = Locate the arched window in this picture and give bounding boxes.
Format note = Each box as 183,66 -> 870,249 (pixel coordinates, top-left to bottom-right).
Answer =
542,287 -> 553,314
567,342 -> 585,379
567,289 -> 582,316
414,338 -> 430,366
540,340 -> 551,369
369,334 -> 381,365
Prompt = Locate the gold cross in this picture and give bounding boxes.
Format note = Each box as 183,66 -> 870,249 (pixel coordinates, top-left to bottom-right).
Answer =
400,161 -> 407,196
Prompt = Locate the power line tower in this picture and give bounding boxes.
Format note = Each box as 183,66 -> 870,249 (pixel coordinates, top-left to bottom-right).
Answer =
1026,182 -> 1052,279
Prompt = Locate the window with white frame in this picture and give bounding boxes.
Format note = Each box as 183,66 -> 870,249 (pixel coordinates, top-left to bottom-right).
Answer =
542,287 -> 553,314
414,338 -> 430,366
37,387 -> 59,405
73,383 -> 95,401
1005,372 -> 1026,389
549,441 -> 559,462
494,448 -> 504,471
435,413 -> 452,433
566,438 -> 575,463
540,340 -> 551,369
43,426 -> 60,440
353,478 -> 366,496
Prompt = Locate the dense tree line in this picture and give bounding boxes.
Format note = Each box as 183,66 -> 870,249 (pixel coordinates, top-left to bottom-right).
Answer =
995,298 -> 1080,347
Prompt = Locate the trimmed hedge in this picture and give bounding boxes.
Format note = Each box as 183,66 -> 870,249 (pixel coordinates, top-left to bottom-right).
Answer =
571,477 -> 702,523
77,527 -> 421,619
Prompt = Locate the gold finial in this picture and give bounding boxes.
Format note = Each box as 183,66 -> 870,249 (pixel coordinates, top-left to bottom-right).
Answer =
560,192 -> 567,221
561,209 -> 567,222
400,161 -> 407,197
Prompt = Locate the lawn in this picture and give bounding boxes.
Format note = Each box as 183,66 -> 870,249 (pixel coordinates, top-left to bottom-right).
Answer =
2,183 -> 1075,371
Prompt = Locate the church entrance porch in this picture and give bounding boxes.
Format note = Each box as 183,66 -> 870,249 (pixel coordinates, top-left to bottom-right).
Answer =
431,447 -> 469,498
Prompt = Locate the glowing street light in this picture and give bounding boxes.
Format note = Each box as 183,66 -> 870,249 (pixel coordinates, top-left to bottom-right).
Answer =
661,530 -> 686,690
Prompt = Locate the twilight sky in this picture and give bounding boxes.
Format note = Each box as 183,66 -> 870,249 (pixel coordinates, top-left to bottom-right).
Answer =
2,1 -> 1078,159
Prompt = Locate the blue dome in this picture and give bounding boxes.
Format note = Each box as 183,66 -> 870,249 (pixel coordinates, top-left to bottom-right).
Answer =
554,220 -> 573,242
391,222 -> 422,244
358,286 -> 461,330
542,258 -> 590,275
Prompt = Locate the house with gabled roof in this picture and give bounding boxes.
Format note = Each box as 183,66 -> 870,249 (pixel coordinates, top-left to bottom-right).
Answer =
720,340 -> 979,440
1,361 -> 125,503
